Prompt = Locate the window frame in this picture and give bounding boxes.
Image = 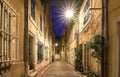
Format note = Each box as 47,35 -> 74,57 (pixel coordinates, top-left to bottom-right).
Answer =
31,0 -> 35,21
40,15 -> 42,32
37,43 -> 43,62
83,0 -> 91,25
0,1 -> 20,63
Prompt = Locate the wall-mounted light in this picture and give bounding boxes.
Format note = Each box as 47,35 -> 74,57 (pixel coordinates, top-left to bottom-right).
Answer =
55,43 -> 58,47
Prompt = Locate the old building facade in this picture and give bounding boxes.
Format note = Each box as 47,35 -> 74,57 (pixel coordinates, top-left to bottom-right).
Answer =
105,0 -> 120,77
0,0 -> 25,77
62,0 -> 103,76
0,0 -> 55,77
62,0 -> 120,77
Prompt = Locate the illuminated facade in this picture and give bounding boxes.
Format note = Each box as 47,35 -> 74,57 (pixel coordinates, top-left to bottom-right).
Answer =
0,0 -> 55,77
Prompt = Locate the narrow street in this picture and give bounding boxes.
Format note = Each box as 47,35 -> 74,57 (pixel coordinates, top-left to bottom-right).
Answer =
41,61 -> 81,77
0,0 -> 120,77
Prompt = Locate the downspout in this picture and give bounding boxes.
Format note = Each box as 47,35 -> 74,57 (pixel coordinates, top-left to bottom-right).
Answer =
119,22 -> 120,77
117,13 -> 120,77
101,0 -> 108,77
24,0 -> 29,77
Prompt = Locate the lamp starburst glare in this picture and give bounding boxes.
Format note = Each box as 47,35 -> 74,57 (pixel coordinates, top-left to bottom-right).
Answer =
56,0 -> 78,25
65,9 -> 73,18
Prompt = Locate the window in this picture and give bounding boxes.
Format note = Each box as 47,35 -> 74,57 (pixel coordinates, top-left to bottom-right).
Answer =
31,0 -> 35,21
63,45 -> 64,52
40,15 -> 42,32
40,0 -> 46,6
41,0 -> 44,5
0,1 -> 19,63
83,0 -> 90,25
44,27 -> 46,38
37,43 -> 43,62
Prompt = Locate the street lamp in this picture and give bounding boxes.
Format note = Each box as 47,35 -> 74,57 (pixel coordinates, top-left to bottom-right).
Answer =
65,9 -> 74,19
55,43 -> 58,47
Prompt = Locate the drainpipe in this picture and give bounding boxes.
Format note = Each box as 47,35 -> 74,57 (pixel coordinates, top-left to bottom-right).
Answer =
117,20 -> 120,77
101,0 -> 108,77
119,24 -> 120,77
24,0 -> 29,77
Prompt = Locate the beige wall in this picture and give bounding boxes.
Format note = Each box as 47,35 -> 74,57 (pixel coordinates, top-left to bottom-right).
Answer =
27,0 -> 54,75
78,0 -> 102,72
5,0 -> 24,62
0,0 -> 25,77
107,0 -> 120,77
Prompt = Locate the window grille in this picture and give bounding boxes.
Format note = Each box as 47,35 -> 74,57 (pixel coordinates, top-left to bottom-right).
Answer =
0,0 -> 20,64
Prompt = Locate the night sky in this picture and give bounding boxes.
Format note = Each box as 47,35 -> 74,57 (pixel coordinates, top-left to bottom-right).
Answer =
51,4 -> 66,39
51,0 -> 83,39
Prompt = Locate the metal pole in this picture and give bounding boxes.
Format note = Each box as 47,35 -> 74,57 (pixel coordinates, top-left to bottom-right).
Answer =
24,0 -> 29,77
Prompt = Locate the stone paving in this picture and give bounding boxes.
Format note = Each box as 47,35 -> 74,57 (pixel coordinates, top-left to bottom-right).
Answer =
41,61 -> 82,77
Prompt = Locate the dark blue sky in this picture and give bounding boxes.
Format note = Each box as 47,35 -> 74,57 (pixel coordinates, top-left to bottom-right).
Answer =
51,0 -> 83,39
51,4 -> 66,38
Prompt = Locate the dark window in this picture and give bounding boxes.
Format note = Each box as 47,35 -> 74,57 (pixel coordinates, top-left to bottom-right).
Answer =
40,15 -> 42,32
83,0 -> 90,25
8,13 -> 11,60
83,0 -> 90,13
41,0 -> 44,5
63,45 -> 64,51
83,13 -> 90,24
40,0 -> 46,6
38,44 -> 43,61
31,0 -> 35,21
44,27 -> 46,38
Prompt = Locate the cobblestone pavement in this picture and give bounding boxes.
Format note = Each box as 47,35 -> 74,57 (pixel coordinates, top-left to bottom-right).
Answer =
41,61 -> 82,77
